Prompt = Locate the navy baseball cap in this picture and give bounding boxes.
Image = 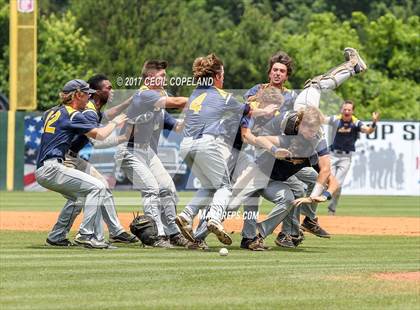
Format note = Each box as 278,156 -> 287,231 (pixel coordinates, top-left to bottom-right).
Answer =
62,79 -> 96,94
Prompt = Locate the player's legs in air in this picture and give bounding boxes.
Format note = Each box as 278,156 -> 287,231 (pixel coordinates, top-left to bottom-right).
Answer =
294,47 -> 367,110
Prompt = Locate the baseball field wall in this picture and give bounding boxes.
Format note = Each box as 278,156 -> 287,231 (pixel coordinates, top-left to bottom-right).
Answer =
1,112 -> 419,195
0,111 -> 25,191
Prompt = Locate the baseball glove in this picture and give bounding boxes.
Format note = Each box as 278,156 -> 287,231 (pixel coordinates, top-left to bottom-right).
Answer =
129,213 -> 159,246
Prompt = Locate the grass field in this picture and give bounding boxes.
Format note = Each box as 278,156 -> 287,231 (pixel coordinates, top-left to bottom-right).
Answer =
0,192 -> 419,309
1,191 -> 419,217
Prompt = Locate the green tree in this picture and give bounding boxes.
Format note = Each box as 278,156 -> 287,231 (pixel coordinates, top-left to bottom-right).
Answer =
37,11 -> 93,109
0,0 -> 9,96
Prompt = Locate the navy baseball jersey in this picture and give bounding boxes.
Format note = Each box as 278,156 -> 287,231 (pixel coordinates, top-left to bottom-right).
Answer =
328,115 -> 364,152
69,100 -> 103,153
182,86 -> 250,139
256,113 -> 329,181
124,85 -> 166,145
36,105 -> 96,168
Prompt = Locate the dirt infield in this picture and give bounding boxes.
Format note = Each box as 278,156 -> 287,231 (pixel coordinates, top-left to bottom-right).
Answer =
1,211 -> 419,236
373,271 -> 420,282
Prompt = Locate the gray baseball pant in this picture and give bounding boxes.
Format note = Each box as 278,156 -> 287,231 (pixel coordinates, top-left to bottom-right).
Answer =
328,152 -> 352,213
294,61 -> 356,110
116,145 -> 179,236
35,159 -> 106,239
193,146 -> 258,240
47,154 -> 125,242
229,164 -> 295,238
179,135 -> 232,225
282,167 -> 318,236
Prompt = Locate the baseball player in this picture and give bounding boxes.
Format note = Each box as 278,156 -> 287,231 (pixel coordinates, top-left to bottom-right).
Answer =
228,106 -> 332,248
191,86 -> 282,250
37,79 -> 127,249
116,60 -> 194,248
326,100 -> 379,214
175,53 -> 276,246
246,48 -> 368,246
46,74 -> 138,247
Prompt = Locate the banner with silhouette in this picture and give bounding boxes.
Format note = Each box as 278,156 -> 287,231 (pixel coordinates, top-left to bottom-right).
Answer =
327,121 -> 419,196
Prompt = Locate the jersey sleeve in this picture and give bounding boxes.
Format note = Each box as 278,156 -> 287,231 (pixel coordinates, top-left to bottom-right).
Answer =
243,84 -> 260,100
140,89 -> 164,110
126,90 -> 163,120
240,115 -> 253,129
70,112 -> 97,134
327,116 -> 335,126
82,109 -> 100,124
163,111 -> 177,130
316,138 -> 330,156
226,95 -> 249,116
356,120 -> 364,132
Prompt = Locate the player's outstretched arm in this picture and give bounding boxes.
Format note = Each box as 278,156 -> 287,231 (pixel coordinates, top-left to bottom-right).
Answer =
255,135 -> 292,159
155,96 -> 188,109
361,111 -> 380,134
293,174 -> 339,207
104,96 -> 133,120
86,114 -> 128,140
309,154 -> 331,197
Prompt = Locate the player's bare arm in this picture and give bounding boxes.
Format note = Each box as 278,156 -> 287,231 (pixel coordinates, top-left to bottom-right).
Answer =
293,174 -> 339,206
86,114 -> 127,140
104,95 -> 133,120
314,154 -> 331,191
249,103 -> 278,118
155,96 -> 188,109
174,120 -> 184,133
360,111 -> 380,134
240,127 -> 257,146
255,135 -> 292,159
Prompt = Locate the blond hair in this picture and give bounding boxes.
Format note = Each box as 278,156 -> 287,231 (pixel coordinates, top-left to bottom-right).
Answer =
298,105 -> 324,130
59,91 -> 77,105
192,53 -> 223,81
255,86 -> 284,109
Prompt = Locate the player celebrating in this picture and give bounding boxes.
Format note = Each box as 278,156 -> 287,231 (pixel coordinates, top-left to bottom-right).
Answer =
175,53 -> 277,246
116,60 -> 194,248
46,74 -> 138,247
228,106 -> 331,247
326,100 -> 379,215
36,79 -> 127,249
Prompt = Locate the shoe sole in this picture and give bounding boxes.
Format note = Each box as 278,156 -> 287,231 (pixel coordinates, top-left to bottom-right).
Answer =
175,217 -> 195,242
344,47 -> 367,71
109,237 -> 139,244
301,225 -> 331,238
45,240 -> 74,247
207,222 -> 232,245
74,239 -> 109,249
274,239 -> 296,248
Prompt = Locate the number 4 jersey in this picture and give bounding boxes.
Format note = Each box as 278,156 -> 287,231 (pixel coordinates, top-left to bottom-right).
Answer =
36,105 -> 97,168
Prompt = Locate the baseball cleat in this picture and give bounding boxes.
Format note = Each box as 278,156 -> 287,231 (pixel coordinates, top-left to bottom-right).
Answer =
169,233 -> 196,249
290,229 -> 305,247
175,215 -> 195,242
45,238 -> 75,247
206,219 -> 232,245
328,210 -> 336,216
152,237 -> 175,248
109,231 -> 139,243
301,216 -> 331,238
192,239 -> 210,251
74,233 -> 109,249
240,237 -> 265,251
344,47 -> 367,73
274,233 -> 296,248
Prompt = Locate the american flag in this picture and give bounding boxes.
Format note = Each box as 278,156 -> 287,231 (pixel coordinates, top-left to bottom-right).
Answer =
24,115 -> 43,189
